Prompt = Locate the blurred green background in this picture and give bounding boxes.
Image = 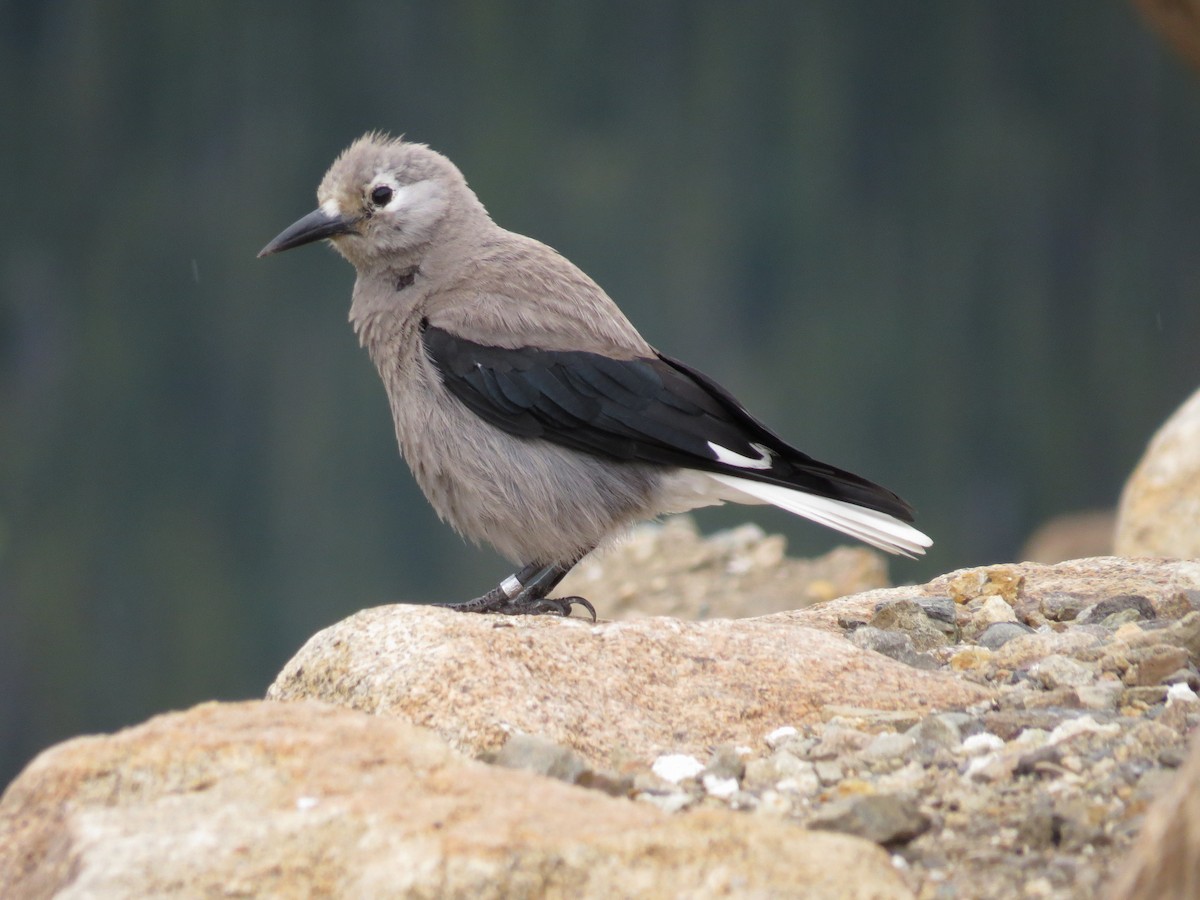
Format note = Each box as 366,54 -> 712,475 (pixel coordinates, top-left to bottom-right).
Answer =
2,2 -> 1197,785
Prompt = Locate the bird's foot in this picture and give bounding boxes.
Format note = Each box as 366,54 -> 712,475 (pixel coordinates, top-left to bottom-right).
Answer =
435,592 -> 595,622
434,563 -> 596,621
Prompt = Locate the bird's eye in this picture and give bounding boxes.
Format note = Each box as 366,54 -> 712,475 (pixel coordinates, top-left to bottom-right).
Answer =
370,185 -> 394,207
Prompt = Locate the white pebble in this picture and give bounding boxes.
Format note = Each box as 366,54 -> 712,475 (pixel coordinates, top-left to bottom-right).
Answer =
295,796 -> 319,811
652,753 -> 705,783
765,726 -> 798,749
961,733 -> 1005,756
1167,682 -> 1199,705
1048,715 -> 1120,745
703,774 -> 739,799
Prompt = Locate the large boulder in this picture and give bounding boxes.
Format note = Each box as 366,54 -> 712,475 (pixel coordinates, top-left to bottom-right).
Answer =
1115,387 -> 1200,559
267,603 -> 990,767
0,700 -> 912,899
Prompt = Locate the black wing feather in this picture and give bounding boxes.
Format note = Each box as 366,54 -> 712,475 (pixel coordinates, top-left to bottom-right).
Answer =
422,324 -> 914,521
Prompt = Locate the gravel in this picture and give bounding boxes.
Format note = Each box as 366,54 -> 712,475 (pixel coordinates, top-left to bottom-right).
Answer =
486,575 -> 1200,899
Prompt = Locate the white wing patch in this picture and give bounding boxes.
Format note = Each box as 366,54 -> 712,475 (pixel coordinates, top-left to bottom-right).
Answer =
707,441 -> 773,470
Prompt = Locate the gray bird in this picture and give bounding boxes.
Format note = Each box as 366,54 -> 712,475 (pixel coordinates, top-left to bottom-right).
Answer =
260,133 -> 932,619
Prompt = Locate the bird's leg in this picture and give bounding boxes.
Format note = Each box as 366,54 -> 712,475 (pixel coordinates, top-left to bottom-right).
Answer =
436,559 -> 596,621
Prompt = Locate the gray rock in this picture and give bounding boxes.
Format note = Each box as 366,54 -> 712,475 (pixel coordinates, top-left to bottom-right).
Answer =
813,760 -> 845,785
492,733 -> 589,784
915,595 -> 958,628
982,709 -> 1092,741
859,732 -> 917,763
870,599 -> 955,651
1078,594 -> 1156,626
978,621 -> 1036,650
939,712 -> 984,739
1039,593 -> 1090,623
1013,743 -> 1065,778
849,626 -> 939,670
808,794 -> 931,846
703,743 -> 746,782
906,714 -> 964,752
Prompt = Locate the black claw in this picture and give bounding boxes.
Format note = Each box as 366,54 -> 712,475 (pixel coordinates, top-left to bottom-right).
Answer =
559,596 -> 597,622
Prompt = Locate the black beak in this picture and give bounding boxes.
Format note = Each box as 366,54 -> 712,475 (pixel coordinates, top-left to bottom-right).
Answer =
258,207 -> 360,258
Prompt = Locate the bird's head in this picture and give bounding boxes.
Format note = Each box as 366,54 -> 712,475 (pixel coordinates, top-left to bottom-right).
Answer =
259,133 -> 479,269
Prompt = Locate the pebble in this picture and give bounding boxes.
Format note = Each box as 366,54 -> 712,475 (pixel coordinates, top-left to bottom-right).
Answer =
651,753 -> 704,783
1124,644 -> 1189,686
1039,592 -> 1089,622
808,794 -> 932,846
849,625 -> 938,669
1079,594 -> 1156,626
593,555 -> 1200,898
914,595 -> 958,629
764,725 -> 797,749
961,732 -> 1005,755
808,725 -> 870,759
1076,680 -> 1124,711
907,714 -> 963,752
992,630 -> 1101,668
702,774 -> 739,799
949,646 -> 992,671
860,732 -> 917,763
977,621 -> 1035,650
1031,654 -> 1096,689
1167,682 -> 1199,705
813,760 -> 845,785
975,595 -> 1019,627
492,733 -> 588,784
703,743 -> 746,781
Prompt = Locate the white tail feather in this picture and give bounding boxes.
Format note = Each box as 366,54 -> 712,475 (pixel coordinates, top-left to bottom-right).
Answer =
707,473 -> 933,558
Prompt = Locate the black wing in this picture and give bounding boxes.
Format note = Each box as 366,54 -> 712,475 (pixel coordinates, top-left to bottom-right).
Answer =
422,323 -> 914,521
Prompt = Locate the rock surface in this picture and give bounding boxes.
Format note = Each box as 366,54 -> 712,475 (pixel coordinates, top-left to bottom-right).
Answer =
1115,386 -> 1200,559
9,527 -> 1200,898
558,516 -> 890,619
267,603 -> 990,767
267,552 -> 1200,899
0,700 -> 912,899
1108,726 -> 1200,900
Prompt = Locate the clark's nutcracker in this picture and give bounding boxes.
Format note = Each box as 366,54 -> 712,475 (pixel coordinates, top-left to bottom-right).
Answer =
260,134 -> 932,619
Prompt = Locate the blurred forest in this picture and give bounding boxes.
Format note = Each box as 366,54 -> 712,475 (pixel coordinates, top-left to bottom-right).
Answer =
1,2 -> 1198,785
